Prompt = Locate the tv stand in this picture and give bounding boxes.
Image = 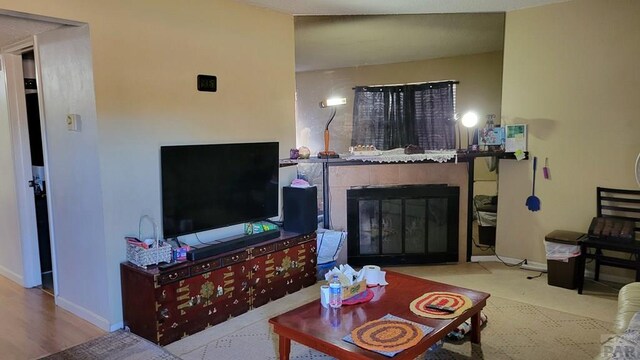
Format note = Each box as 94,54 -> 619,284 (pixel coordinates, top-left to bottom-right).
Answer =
120,230 -> 316,345
187,229 -> 280,261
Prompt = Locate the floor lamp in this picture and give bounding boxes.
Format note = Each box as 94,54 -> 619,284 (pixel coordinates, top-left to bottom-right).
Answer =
318,97 -> 346,159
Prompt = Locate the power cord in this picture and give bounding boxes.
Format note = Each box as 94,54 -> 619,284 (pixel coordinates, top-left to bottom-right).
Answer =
527,272 -> 545,280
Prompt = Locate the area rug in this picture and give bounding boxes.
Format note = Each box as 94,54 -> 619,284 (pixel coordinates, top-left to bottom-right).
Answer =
39,329 -> 181,360
168,296 -> 612,360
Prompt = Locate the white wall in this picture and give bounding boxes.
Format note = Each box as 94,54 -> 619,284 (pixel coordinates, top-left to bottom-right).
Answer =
0,0 -> 296,330
0,67 -> 25,284
498,0 -> 640,271
36,25 -> 110,327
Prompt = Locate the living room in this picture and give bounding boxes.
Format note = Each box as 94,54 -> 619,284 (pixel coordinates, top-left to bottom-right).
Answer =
0,0 -> 638,359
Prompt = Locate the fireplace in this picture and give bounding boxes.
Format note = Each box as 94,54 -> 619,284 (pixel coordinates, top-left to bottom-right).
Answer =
347,184 -> 459,266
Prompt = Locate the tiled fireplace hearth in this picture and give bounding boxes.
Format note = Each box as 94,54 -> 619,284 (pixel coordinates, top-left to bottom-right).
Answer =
347,184 -> 459,266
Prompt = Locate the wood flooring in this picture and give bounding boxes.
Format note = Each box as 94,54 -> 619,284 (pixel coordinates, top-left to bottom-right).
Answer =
0,275 -> 104,359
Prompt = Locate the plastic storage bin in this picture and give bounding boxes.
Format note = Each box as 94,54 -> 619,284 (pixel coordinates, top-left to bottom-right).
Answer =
545,230 -> 586,289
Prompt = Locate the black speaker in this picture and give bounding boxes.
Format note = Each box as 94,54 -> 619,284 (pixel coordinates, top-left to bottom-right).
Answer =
283,186 -> 318,234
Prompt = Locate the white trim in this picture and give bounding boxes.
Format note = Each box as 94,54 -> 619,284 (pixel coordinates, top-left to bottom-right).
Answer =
520,261 -> 547,273
56,296 -> 112,331
110,322 -> 124,332
0,264 -> 24,285
1,37 -> 34,54
0,9 -> 84,27
472,255 -> 636,284
584,270 -> 634,285
2,53 -> 42,288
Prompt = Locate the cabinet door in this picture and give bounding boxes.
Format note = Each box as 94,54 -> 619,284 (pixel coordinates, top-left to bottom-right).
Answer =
248,252 -> 272,308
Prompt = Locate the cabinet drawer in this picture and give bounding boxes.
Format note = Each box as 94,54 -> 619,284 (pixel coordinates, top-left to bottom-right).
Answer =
251,243 -> 276,257
221,251 -> 248,266
157,268 -> 190,285
190,259 -> 221,275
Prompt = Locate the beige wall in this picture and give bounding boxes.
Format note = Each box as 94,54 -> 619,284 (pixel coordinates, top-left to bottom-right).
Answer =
328,163 -> 468,264
295,51 -> 502,194
295,51 -> 503,155
0,0 -> 295,328
498,0 -> 640,274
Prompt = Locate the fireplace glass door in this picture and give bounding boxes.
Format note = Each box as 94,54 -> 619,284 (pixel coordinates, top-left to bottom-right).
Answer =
347,185 -> 459,266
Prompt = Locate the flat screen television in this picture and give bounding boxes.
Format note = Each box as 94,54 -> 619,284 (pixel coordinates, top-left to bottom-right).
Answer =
161,142 -> 279,239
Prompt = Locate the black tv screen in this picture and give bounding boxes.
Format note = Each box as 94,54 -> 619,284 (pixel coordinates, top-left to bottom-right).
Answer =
161,142 -> 279,238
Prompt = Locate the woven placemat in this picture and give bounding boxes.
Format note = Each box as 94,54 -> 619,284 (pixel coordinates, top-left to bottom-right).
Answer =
343,314 -> 433,357
410,292 -> 473,319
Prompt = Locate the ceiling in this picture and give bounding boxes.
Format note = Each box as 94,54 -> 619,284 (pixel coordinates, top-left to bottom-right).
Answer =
295,14 -> 505,72
0,14 -> 64,49
233,0 -> 568,15
234,0 -> 567,72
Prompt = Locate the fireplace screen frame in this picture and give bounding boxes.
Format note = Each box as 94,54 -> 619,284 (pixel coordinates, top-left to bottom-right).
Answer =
346,184 -> 459,266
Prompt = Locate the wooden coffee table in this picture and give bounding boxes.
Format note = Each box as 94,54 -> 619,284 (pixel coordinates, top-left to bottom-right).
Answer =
269,270 -> 490,360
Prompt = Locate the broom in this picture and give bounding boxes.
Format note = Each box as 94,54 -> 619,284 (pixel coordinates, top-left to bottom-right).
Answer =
526,156 -> 541,211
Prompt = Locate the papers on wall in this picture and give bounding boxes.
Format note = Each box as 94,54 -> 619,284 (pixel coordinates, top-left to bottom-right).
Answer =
505,124 -> 527,152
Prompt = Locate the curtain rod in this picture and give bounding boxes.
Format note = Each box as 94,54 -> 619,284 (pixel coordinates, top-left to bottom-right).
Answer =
352,80 -> 459,90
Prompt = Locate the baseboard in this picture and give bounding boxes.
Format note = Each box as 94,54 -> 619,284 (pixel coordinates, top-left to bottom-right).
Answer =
520,261 -> 547,273
584,270 -> 634,285
110,321 -> 124,332
472,255 -> 635,284
471,255 -> 522,265
0,264 -> 24,286
56,296 -> 112,331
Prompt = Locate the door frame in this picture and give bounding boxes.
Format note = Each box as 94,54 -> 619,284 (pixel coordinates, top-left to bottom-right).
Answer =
2,38 -> 58,293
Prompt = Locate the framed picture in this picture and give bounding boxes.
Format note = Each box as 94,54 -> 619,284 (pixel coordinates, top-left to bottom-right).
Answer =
479,127 -> 505,147
505,124 -> 527,152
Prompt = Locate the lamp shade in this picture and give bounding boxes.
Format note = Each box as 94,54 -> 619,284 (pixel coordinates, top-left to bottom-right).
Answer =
461,112 -> 479,128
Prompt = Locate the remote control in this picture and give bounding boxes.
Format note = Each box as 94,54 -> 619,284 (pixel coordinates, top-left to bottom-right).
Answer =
426,304 -> 456,313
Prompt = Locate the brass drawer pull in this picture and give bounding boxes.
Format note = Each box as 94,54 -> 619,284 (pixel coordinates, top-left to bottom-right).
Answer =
231,255 -> 240,261
168,273 -> 178,280
201,263 -> 211,270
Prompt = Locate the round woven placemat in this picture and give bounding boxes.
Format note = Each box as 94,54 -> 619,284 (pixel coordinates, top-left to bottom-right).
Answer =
409,292 -> 473,319
351,319 -> 423,353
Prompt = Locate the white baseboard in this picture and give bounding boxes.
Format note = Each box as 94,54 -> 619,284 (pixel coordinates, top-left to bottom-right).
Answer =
110,321 -> 124,332
471,255 -> 523,265
472,255 -> 635,284
0,264 -> 24,286
584,270 -> 634,285
56,296 -> 112,331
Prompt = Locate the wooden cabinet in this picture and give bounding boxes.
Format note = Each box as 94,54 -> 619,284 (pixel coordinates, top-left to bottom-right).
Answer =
120,231 -> 316,345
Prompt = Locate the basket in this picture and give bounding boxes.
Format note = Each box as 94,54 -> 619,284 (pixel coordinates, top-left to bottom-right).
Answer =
126,215 -> 172,268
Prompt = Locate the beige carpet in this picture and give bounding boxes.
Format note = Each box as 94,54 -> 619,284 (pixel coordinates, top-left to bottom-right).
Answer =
168,296 -> 611,360
39,330 -> 181,360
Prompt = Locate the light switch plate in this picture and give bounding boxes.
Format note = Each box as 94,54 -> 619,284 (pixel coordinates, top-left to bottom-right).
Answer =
66,114 -> 81,131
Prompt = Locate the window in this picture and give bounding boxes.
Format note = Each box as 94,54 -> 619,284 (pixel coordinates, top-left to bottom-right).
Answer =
351,81 -> 456,150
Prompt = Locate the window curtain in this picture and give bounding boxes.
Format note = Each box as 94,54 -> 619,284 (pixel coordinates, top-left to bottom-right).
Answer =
351,82 -> 455,150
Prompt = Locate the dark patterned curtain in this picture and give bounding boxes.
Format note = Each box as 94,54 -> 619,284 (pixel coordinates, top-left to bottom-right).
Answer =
351,82 -> 455,150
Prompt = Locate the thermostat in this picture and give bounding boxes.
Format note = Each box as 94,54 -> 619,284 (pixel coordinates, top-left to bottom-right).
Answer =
197,75 -> 217,92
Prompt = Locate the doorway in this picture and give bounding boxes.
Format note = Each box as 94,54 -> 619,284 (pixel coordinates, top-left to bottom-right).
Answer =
22,51 -> 53,293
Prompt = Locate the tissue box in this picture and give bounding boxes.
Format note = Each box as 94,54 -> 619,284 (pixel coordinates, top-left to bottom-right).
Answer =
342,280 -> 366,300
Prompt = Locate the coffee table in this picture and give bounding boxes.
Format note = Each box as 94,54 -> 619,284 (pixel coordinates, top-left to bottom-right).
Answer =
269,270 -> 490,360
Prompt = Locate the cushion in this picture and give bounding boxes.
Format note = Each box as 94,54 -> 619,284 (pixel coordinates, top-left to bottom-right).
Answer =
615,283 -> 640,333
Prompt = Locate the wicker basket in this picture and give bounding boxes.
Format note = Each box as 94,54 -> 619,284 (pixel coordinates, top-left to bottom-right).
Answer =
126,215 -> 172,268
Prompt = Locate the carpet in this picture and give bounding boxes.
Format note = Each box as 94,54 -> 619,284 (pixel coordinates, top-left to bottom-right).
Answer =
39,329 -> 181,360
168,296 -> 612,360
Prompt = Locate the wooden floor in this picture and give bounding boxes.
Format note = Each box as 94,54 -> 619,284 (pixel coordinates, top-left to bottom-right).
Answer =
0,275 -> 105,359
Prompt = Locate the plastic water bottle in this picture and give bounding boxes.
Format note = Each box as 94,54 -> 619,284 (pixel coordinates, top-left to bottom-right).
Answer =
329,275 -> 342,308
